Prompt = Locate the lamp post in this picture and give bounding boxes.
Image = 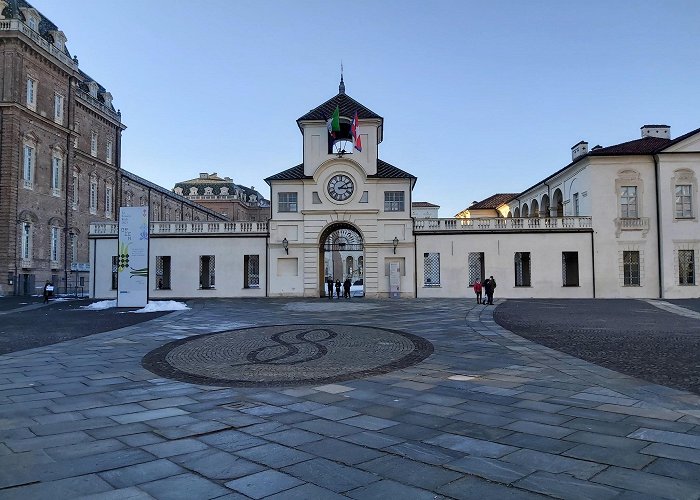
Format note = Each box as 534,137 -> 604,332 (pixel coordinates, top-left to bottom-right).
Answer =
393,236 -> 399,254
282,237 -> 288,254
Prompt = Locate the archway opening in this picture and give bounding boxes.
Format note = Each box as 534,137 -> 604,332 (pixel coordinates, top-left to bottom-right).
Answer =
319,223 -> 364,298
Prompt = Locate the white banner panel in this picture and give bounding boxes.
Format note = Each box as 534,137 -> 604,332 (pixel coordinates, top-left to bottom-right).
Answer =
117,207 -> 149,307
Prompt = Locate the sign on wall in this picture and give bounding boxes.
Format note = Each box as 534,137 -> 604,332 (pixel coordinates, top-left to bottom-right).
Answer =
117,207 -> 149,307
390,261 -> 401,298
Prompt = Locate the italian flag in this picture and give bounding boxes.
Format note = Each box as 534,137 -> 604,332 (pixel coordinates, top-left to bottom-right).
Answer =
327,106 -> 340,137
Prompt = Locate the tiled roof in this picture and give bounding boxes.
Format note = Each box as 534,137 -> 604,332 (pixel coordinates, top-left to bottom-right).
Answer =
264,160 -> 415,184
467,193 -> 518,210
588,137 -> 671,156
412,202 -> 440,208
297,93 -> 382,125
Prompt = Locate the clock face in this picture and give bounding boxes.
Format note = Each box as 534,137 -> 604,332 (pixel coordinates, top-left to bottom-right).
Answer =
327,174 -> 354,201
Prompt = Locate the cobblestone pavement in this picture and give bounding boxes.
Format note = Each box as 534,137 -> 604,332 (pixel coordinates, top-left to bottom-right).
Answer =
1,298 -> 700,499
495,299 -> 700,395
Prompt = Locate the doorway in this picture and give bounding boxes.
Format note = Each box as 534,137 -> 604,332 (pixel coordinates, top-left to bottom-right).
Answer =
318,224 -> 364,298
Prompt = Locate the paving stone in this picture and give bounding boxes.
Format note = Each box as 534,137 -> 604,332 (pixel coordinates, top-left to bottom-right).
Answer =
502,448 -> 606,480
142,438 -> 209,458
643,457 -> 700,482
445,456 -> 536,484
170,448 -> 263,480
86,423 -> 153,439
234,443 -> 314,468
293,418 -> 364,437
504,420 -> 575,439
224,470 -> 304,499
5,430 -> 93,452
381,423 -> 444,441
503,407 -> 574,425
44,438 -> 126,460
153,419 -> 230,440
98,459 -> 185,488
140,472 -> 230,500
346,478 -> 439,500
139,396 -> 199,409
628,427 -> 700,449
265,482 -> 347,500
76,486 -> 155,499
357,454 -> 462,489
118,432 -> 166,447
198,429 -> 267,452
235,421 -> 288,436
0,473 -> 113,500
562,417 -> 640,436
340,415 -> 398,430
308,405 -> 359,420
514,471 -> 621,499
111,408 -> 189,424
565,430 -> 648,450
425,432 -> 517,458
563,443 -> 656,469
437,475 -> 549,499
592,466 -> 700,499
340,430 -> 405,450
264,428 -> 324,446
384,440 -> 463,465
82,403 -> 149,418
640,442 -> 700,465
282,457 -> 380,493
594,404 -> 681,421
299,437 -> 384,465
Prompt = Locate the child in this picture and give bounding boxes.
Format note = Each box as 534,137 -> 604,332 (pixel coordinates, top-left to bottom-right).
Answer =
473,279 -> 482,304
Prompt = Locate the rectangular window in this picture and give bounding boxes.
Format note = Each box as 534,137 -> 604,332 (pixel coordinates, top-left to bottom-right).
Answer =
199,255 -> 215,289
156,256 -> 171,289
468,252 -> 485,285
90,131 -> 98,157
72,173 -> 79,209
70,233 -> 77,263
111,256 -> 118,290
562,252 -> 579,287
21,223 -> 31,260
50,227 -> 60,262
278,192 -> 298,212
89,179 -> 98,214
675,185 -> 692,218
679,250 -> 695,286
623,251 -> 640,286
105,186 -> 113,217
23,145 -> 34,188
244,255 -> 260,288
620,186 -> 638,218
384,191 -> 405,212
51,156 -> 62,196
573,193 -> 580,216
54,93 -> 64,124
423,252 -> 440,286
514,252 -> 531,287
106,140 -> 113,164
26,78 -> 36,109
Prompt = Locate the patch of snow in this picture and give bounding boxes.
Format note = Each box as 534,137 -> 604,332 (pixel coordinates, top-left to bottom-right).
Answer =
132,301 -> 189,313
82,300 -> 117,310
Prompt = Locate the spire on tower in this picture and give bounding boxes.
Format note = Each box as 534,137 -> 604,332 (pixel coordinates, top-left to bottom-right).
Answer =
339,62 -> 345,94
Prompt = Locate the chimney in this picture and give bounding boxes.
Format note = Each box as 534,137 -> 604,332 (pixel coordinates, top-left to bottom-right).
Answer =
591,144 -> 603,151
199,172 -> 208,179
571,140 -> 588,160
641,125 -> 670,139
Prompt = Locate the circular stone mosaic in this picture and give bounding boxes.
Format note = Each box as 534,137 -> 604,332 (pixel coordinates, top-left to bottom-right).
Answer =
142,324 -> 434,387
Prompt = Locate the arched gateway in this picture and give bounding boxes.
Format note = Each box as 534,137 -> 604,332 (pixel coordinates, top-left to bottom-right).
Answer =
319,223 -> 364,297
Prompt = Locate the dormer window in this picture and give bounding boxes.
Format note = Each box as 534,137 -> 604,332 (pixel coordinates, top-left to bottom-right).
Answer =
88,81 -> 99,98
20,7 -> 41,32
49,30 -> 67,51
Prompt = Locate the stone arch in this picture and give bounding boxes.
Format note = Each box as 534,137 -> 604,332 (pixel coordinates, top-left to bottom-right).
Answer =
531,199 -> 539,217
514,207 -> 521,218
553,188 -> 564,217
318,221 -> 364,296
522,203 -> 529,218
541,193 -> 550,217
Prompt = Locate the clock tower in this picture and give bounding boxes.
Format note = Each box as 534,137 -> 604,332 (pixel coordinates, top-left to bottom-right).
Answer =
265,78 -> 417,298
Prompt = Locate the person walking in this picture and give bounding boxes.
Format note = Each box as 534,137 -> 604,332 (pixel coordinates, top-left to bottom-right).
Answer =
484,275 -> 496,305
343,277 -> 351,298
335,279 -> 341,299
473,279 -> 483,304
326,276 -> 333,299
42,281 -> 53,304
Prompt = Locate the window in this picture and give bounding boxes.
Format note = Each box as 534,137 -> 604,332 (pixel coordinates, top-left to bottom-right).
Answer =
514,252 -> 531,287
156,256 -> 171,289
90,131 -> 98,157
50,227 -> 60,263
21,223 -> 32,261
562,252 -> 579,286
468,252 -> 485,285
572,193 -> 580,216
89,177 -> 98,214
423,252 -> 440,286
278,192 -> 297,212
623,251 -> 640,286
111,256 -> 118,290
54,93 -> 64,124
70,233 -> 77,263
26,78 -> 36,110
27,16 -> 37,31
384,191 -> 405,212
51,155 -> 62,196
199,255 -> 215,289
679,250 -> 695,286
675,185 -> 692,219
72,172 -> 79,209
620,186 -> 638,218
106,140 -> 113,164
23,144 -> 35,189
105,185 -> 113,218
244,255 -> 260,288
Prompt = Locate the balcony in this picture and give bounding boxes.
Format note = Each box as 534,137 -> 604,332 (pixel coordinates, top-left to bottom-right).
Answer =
615,217 -> 650,238
90,221 -> 268,237
75,88 -> 121,122
0,19 -> 75,69
413,217 -> 593,233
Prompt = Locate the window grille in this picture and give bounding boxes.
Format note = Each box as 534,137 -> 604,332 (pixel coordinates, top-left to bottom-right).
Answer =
623,251 -> 640,286
468,252 -> 484,285
199,255 -> 215,289
278,192 -> 297,212
423,252 -> 440,286
620,186 -> 638,218
675,185 -> 692,218
384,191 -> 405,212
562,252 -> 579,286
111,256 -> 118,290
156,256 -> 171,289
514,252 -> 531,287
244,255 -> 260,288
679,250 -> 695,285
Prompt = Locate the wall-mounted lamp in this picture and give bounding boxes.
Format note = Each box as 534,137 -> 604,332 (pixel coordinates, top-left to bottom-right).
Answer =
282,237 -> 289,254
393,236 -> 399,254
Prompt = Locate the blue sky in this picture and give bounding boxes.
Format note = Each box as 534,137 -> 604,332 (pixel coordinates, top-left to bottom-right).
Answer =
40,0 -> 700,217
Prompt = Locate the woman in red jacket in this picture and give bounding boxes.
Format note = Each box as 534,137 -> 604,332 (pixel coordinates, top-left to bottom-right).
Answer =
473,279 -> 483,304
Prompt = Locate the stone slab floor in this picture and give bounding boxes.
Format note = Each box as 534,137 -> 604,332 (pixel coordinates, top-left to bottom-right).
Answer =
1,298 -> 700,499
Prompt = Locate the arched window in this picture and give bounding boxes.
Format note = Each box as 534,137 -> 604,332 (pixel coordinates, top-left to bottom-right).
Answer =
522,203 -> 529,218
346,256 -> 353,277
531,199 -> 539,217
514,207 -> 521,218
541,194 -> 550,217
507,211 -> 512,218
552,189 -> 564,217
358,256 -> 363,276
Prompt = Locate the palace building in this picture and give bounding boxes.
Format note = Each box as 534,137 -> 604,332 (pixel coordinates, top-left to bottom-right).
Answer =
89,78 -> 700,300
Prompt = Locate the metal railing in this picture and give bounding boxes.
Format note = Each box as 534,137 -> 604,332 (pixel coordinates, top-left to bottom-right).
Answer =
90,221 -> 269,236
